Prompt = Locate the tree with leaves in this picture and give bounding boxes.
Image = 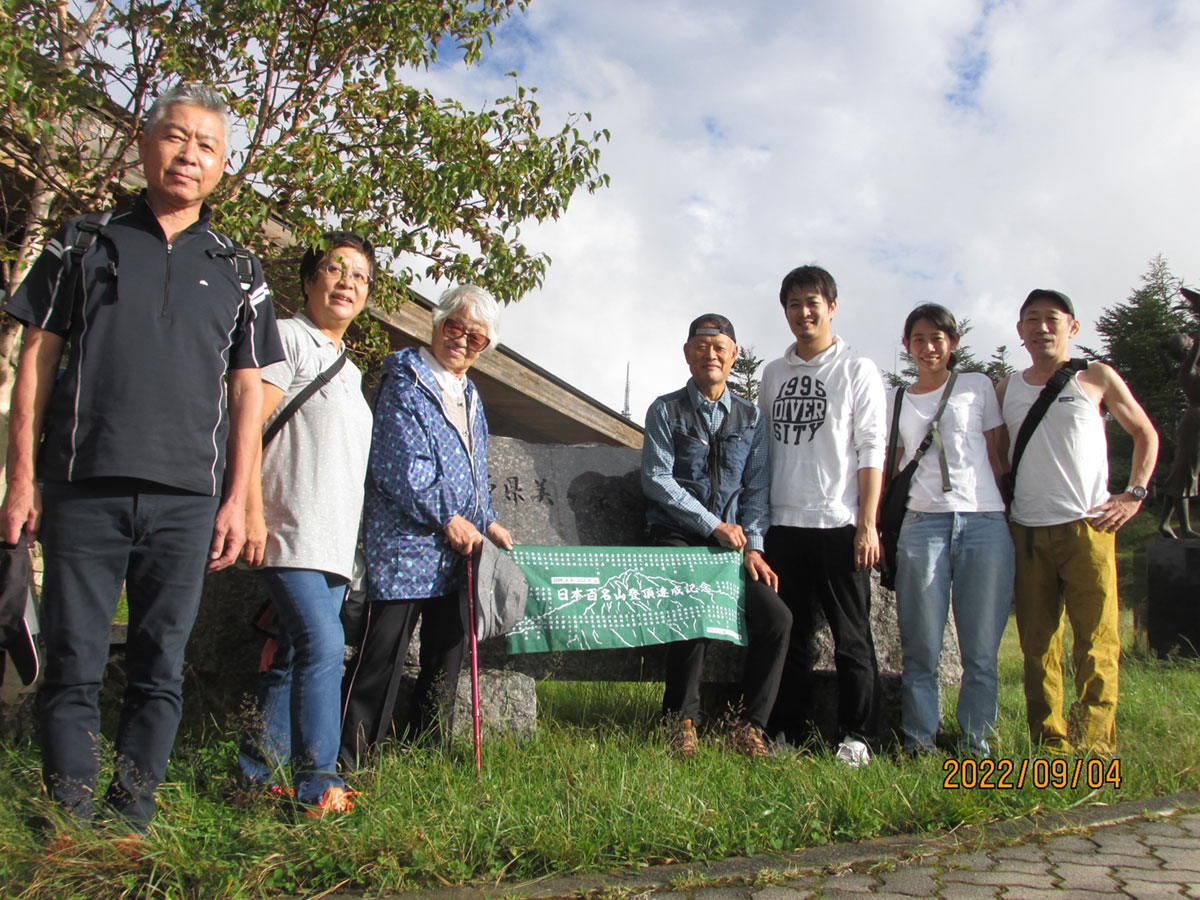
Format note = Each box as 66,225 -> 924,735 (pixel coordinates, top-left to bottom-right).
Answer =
728,345 -> 763,402
1081,255 -> 1195,489
0,0 -> 609,395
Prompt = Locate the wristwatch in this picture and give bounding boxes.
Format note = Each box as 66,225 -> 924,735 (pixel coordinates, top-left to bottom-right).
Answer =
1125,485 -> 1148,500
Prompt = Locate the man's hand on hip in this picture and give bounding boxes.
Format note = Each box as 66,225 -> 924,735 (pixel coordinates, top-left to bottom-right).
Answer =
1089,494 -> 1142,533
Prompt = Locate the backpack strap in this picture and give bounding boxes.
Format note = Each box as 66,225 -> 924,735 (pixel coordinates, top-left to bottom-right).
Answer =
206,239 -> 259,337
1003,358 -> 1089,503
65,211 -> 114,307
205,242 -> 256,299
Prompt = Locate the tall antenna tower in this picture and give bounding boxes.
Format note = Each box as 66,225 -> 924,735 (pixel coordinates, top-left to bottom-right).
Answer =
622,362 -> 631,418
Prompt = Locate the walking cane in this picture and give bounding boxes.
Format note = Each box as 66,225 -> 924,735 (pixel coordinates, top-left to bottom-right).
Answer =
466,556 -> 482,776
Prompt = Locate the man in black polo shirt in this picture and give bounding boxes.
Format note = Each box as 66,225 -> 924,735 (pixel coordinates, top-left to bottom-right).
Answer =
2,84 -> 283,830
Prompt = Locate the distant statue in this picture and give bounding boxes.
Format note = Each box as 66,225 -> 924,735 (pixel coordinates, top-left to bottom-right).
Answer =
1157,286 -> 1200,538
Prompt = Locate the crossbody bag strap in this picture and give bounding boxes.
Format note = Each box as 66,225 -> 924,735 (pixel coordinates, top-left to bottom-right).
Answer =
883,386 -> 905,492
924,369 -> 958,493
262,351 -> 348,448
1008,358 -> 1088,490
898,370 -> 958,493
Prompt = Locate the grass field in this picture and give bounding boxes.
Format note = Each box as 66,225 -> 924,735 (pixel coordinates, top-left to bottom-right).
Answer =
2,509 -> 1197,899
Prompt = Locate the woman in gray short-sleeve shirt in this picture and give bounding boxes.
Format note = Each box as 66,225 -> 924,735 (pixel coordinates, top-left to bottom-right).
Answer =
237,233 -> 374,817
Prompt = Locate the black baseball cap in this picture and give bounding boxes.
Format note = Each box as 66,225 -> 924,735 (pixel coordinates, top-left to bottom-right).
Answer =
687,313 -> 736,343
1021,289 -> 1075,317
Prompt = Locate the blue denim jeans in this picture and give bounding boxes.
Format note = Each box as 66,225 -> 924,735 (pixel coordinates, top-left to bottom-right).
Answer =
895,510 -> 1014,755
239,568 -> 347,804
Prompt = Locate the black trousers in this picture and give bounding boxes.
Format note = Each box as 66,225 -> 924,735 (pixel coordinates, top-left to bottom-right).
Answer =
38,477 -> 218,828
657,532 -> 792,729
765,524 -> 880,743
339,592 -> 467,770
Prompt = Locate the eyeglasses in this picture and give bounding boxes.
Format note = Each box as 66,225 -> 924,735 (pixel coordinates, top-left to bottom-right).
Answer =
443,318 -> 490,352
316,261 -> 373,287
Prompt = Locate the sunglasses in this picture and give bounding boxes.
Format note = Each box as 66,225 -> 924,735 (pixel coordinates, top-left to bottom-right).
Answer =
443,318 -> 490,352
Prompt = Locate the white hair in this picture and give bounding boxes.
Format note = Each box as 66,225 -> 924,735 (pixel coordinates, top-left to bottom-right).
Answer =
432,284 -> 502,346
142,84 -> 232,149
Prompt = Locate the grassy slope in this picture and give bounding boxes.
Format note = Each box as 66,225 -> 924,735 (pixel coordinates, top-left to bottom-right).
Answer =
2,510 -> 1197,898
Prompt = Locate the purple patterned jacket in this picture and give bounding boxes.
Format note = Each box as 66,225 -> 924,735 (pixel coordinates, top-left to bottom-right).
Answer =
364,347 -> 498,601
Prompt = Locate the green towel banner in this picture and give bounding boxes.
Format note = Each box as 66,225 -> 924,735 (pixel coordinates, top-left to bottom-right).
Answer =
504,545 -> 746,654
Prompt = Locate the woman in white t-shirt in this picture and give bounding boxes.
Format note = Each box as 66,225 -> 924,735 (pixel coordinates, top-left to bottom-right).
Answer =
237,233 -> 374,816
887,304 -> 1014,756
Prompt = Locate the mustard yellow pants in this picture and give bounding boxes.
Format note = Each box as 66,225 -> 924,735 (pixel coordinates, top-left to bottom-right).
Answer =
1010,520 -> 1119,755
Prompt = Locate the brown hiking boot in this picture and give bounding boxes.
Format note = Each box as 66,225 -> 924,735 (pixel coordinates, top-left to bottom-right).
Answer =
671,717 -> 698,759
730,719 -> 769,759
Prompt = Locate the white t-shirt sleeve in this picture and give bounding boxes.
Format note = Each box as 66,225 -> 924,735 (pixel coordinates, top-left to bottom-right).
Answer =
261,319 -> 301,391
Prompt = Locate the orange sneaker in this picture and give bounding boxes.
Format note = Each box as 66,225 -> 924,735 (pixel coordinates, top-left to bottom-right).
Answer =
304,786 -> 360,818
671,717 -> 698,759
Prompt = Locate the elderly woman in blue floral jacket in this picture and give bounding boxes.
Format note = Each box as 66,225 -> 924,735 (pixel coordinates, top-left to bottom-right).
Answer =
340,284 -> 512,768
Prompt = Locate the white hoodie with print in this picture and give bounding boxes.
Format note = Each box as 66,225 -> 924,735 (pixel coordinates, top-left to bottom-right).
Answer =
758,337 -> 887,529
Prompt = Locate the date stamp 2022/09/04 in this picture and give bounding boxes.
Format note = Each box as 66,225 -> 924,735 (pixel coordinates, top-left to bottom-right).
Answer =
942,757 -> 1122,790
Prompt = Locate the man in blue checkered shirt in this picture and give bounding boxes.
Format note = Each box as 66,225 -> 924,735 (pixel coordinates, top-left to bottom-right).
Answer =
641,313 -> 791,759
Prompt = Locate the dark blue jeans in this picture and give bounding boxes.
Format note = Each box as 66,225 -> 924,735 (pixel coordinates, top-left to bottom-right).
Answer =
238,568 -> 347,804
38,478 -> 218,829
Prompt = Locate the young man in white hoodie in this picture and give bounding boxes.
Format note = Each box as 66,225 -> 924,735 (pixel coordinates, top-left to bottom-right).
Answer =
759,265 -> 886,766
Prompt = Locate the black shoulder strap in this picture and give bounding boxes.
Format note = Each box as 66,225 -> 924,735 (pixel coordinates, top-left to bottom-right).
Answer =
262,352 -> 348,447
883,386 -> 905,490
65,211 -> 114,306
206,242 -> 256,300
70,211 -> 113,260
207,240 -> 259,337
1008,358 -> 1089,488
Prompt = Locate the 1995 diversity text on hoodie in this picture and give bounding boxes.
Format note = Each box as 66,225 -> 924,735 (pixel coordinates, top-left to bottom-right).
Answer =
758,337 -> 887,529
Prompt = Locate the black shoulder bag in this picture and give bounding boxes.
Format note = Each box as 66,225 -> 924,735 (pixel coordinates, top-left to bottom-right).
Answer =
878,370 -> 957,590
999,358 -> 1089,506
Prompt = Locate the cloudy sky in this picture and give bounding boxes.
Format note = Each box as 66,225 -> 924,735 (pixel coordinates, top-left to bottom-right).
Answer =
407,0 -> 1200,425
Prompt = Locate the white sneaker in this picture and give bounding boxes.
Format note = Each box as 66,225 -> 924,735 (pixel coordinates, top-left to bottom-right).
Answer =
835,738 -> 870,768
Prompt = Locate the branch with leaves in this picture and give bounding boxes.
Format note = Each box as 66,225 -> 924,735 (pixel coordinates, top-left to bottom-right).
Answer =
1,0 -> 610,369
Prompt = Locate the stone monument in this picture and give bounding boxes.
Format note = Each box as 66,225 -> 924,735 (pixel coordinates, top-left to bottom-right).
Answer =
11,435 -> 964,746
481,436 -> 962,742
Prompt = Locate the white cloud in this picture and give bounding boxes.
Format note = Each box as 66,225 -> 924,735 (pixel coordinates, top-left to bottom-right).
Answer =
403,0 -> 1200,423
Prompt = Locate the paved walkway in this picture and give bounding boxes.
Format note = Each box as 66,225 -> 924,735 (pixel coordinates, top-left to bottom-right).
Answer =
354,791 -> 1200,900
